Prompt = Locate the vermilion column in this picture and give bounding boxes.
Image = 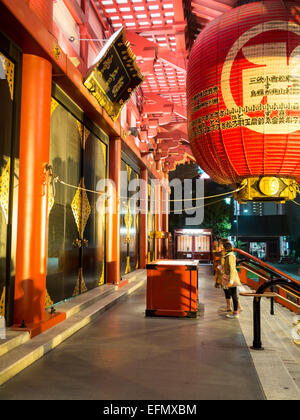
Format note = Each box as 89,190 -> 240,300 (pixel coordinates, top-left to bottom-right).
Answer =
107,136 -> 121,284
162,176 -> 169,258
155,181 -> 162,260
79,24 -> 89,63
14,54 -> 52,326
139,167 -> 148,269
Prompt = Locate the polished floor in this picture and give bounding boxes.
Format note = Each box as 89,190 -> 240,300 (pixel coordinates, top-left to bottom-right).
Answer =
0,266 -> 265,400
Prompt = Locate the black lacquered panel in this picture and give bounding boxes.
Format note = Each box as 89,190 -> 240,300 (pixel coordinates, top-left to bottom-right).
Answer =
47,99 -> 108,304
120,160 -> 128,277
82,130 -> 106,289
119,161 -> 140,276
47,101 -> 82,304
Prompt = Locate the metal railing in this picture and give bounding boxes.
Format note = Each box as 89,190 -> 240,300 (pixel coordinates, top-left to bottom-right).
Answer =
234,248 -> 300,350
250,280 -> 300,350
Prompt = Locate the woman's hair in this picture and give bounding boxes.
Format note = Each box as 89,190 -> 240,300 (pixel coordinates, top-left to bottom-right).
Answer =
221,240 -> 233,252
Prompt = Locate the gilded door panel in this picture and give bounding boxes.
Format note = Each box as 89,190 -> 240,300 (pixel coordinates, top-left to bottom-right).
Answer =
82,130 -> 106,289
0,51 -> 14,317
47,101 -> 82,304
120,160 -> 128,277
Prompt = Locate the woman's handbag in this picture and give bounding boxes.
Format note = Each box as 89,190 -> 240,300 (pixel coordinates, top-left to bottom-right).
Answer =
222,273 -> 231,287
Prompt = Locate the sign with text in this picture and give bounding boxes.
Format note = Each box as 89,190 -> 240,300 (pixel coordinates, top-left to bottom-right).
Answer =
84,27 -> 143,121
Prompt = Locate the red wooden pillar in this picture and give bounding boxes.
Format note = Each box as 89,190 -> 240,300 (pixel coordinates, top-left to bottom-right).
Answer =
107,136 -> 121,284
13,55 -> 65,336
162,176 -> 169,258
79,24 -> 89,64
155,181 -> 162,260
139,167 -> 148,269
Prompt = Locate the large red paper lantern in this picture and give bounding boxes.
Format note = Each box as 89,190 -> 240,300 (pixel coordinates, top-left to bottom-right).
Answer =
187,0 -> 300,202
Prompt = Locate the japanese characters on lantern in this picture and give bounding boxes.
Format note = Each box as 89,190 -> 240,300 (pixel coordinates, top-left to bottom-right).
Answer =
187,0 -> 300,202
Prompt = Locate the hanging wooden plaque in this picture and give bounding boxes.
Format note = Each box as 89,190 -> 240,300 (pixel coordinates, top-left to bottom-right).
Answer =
84,27 -> 144,121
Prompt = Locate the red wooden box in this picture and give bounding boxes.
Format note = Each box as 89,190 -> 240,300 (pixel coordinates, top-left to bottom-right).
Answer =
145,260 -> 199,318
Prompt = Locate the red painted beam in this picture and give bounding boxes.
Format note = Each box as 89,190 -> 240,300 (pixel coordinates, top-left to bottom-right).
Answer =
126,30 -> 186,73
143,103 -> 173,114
191,1 -> 226,18
90,0 -> 109,31
172,103 -> 187,119
157,49 -> 186,73
192,9 -> 214,21
193,0 -> 232,13
62,0 -> 86,25
125,31 -> 156,60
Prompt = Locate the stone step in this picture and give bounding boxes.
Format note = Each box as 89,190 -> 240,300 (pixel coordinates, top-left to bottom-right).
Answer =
260,309 -> 300,364
0,269 -> 146,358
270,300 -> 296,323
0,271 -> 146,387
260,305 -> 300,391
260,301 -> 300,362
56,284 -> 116,319
241,285 -> 299,355
238,286 -> 300,400
0,285 -> 115,359
0,331 -> 30,358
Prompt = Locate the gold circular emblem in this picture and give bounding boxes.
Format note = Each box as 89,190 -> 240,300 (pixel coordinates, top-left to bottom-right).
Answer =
259,177 -> 280,196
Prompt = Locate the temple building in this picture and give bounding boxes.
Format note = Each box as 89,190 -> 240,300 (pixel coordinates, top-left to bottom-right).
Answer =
0,0 -> 197,332
0,0 -> 300,401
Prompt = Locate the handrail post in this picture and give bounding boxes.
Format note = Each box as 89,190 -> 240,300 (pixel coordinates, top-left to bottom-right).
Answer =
250,296 -> 264,350
270,275 -> 274,316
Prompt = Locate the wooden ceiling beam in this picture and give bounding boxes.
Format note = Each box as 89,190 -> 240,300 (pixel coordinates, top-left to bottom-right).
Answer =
191,2 -> 223,18
192,0 -> 232,13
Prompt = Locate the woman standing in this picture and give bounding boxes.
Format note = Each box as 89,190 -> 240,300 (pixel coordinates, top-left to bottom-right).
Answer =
221,240 -> 241,319
212,237 -> 222,287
